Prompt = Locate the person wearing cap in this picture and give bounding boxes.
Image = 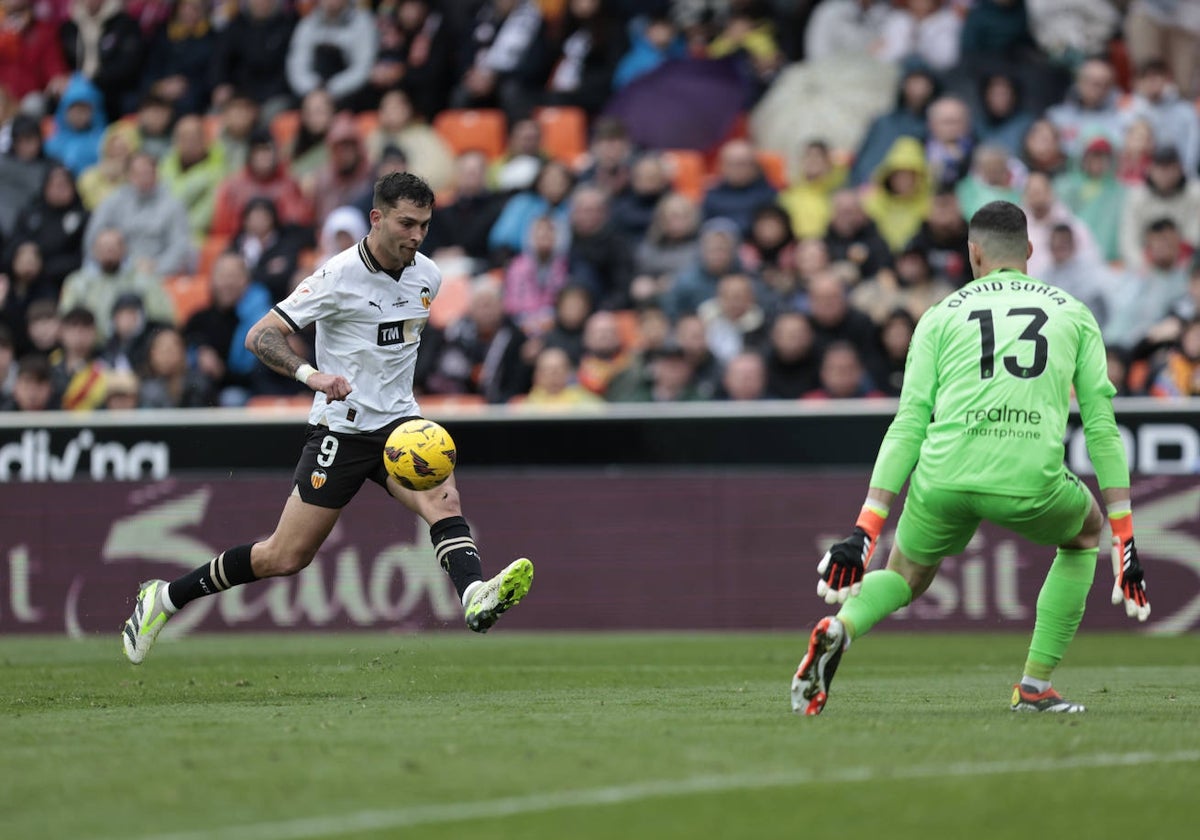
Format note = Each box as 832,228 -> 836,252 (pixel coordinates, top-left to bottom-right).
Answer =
59,227 -> 175,338
1056,135 -> 1126,262
211,129 -> 313,237
608,337 -> 702,403
98,290 -> 154,373
1119,144 -> 1200,271
101,366 -> 141,410
1119,58 -> 1200,178
315,205 -> 368,266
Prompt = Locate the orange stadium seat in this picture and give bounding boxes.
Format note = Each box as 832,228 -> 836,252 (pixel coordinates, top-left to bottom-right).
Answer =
197,234 -> 231,276
355,110 -> 379,140
269,110 -> 300,155
428,271 -> 471,329
756,150 -> 789,189
661,149 -> 708,201
163,273 -> 212,325
535,106 -> 588,166
432,108 -> 507,160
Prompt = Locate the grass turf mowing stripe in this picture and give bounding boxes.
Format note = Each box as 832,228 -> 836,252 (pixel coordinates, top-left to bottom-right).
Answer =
128,749 -> 1200,840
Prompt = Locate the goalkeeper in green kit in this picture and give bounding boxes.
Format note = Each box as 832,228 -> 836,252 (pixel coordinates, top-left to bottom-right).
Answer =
792,201 -> 1151,716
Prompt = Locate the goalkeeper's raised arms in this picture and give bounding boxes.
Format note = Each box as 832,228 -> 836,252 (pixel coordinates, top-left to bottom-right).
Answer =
817,499 -> 888,604
1109,507 -> 1150,622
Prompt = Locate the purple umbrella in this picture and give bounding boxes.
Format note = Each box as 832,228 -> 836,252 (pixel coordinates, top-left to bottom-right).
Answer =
603,57 -> 752,151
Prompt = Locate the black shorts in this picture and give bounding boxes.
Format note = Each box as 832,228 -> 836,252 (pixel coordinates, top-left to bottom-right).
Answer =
292,417 -> 421,509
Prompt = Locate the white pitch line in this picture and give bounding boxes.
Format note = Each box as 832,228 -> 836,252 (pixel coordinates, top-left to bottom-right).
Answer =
130,750 -> 1200,840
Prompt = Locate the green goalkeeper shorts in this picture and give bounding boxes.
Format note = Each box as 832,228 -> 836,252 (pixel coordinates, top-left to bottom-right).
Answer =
894,469 -> 1094,566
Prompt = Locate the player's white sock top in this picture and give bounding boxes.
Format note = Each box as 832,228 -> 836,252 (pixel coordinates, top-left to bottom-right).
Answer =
159,582 -> 178,615
1021,675 -> 1051,692
462,580 -> 484,608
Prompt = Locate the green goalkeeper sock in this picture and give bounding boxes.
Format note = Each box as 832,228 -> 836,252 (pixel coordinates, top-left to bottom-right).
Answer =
1023,547 -> 1098,681
836,569 -> 913,641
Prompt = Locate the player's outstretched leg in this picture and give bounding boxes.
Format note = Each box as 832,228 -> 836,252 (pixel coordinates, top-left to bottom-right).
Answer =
463,557 -> 533,633
122,579 -> 172,664
791,616 -> 846,715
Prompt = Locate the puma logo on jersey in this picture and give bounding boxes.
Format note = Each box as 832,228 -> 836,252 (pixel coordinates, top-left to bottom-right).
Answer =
368,300 -> 383,312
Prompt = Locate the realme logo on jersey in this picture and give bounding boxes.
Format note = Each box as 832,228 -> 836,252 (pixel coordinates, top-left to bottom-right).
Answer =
963,404 -> 1043,425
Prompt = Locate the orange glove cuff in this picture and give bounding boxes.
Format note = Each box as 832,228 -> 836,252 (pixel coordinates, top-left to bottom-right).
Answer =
855,505 -> 887,540
1109,512 -> 1133,541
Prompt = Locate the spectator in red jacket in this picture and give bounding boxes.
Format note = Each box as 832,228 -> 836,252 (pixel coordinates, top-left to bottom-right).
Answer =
0,0 -> 69,114
211,129 -> 314,237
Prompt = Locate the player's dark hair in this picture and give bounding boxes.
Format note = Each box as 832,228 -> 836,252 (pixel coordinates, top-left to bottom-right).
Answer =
968,200 -> 1028,263
374,172 -> 435,211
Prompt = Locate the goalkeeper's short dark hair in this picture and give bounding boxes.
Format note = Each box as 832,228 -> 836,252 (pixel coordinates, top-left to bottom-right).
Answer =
968,200 -> 1029,263
374,172 -> 435,211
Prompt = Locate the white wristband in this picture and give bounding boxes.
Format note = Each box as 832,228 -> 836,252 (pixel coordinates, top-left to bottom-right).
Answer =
295,364 -> 317,386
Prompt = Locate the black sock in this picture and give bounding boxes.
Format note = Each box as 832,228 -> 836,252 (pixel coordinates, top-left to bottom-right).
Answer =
430,516 -> 483,599
167,543 -> 258,610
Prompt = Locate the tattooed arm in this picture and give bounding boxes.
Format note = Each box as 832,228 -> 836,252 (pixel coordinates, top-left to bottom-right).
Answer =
245,312 -> 353,401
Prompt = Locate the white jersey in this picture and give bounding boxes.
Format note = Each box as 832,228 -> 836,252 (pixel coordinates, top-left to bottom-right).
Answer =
274,238 -> 442,433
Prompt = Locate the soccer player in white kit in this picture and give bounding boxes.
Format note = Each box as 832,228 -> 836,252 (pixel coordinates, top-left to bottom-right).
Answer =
122,173 -> 534,663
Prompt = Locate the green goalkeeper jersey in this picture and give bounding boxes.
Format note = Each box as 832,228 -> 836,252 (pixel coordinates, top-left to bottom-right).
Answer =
869,268 -> 1129,495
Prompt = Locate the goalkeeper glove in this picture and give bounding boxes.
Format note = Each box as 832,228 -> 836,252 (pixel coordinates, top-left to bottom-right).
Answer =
817,501 -> 887,605
1110,510 -> 1150,622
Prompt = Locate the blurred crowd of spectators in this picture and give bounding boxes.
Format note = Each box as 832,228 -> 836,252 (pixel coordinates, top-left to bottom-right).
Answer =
2,0 -> 1200,413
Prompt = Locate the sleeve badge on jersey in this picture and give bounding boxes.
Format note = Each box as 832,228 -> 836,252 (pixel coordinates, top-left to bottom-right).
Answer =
310,469 -> 328,489
420,286 -> 432,309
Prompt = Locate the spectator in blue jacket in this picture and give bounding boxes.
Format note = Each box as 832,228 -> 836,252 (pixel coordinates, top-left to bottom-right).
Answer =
612,14 -> 686,90
45,74 -> 107,175
850,63 -> 938,187
701,139 -> 777,237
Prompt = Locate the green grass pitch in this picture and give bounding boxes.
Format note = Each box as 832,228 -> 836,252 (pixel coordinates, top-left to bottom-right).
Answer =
2,631 -> 1198,840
